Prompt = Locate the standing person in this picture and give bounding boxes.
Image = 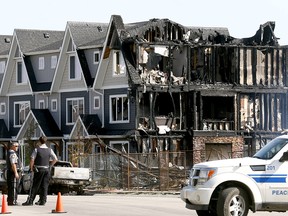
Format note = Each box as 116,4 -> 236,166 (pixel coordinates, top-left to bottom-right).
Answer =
6,142 -> 21,206
22,136 -> 57,206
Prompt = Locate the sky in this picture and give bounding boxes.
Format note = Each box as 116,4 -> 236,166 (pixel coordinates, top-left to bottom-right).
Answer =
2,0 -> 288,45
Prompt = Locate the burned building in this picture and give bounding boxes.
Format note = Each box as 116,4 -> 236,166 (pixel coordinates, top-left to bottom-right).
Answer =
114,17 -> 288,167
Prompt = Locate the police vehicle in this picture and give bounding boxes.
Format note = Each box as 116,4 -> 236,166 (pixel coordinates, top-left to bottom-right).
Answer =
181,135 -> 288,216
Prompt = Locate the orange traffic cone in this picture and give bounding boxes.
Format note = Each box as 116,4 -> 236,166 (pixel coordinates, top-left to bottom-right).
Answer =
1,194 -> 11,214
51,192 -> 67,213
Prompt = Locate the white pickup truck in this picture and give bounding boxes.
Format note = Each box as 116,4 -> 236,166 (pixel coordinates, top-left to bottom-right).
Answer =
21,161 -> 92,195
181,134 -> 288,216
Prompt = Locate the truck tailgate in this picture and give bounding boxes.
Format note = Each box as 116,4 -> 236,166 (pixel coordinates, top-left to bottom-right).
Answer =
52,167 -> 90,180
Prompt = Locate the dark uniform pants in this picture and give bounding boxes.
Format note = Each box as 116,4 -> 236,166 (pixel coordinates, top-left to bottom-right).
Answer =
29,168 -> 50,203
7,170 -> 19,205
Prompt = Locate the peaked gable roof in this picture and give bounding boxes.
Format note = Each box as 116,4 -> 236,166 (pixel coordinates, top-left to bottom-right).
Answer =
70,114 -> 102,139
16,109 -> 62,140
0,35 -> 12,56
68,21 -> 108,49
51,22 -> 109,91
15,29 -> 64,54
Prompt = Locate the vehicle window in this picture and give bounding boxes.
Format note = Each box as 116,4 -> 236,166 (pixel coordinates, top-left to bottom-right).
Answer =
253,138 -> 288,159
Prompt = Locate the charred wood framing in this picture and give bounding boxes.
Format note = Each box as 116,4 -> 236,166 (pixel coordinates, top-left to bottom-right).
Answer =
117,18 -> 288,166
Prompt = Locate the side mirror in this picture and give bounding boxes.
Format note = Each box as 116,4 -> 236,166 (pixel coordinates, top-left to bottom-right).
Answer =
279,151 -> 288,162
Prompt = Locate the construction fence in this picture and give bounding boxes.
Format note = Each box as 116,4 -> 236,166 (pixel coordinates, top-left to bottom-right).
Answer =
80,148 -> 248,191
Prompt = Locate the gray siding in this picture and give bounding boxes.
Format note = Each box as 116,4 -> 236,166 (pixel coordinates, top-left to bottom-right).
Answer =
30,53 -> 58,82
84,48 -> 102,78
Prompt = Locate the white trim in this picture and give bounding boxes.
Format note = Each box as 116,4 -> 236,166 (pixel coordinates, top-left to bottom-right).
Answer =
38,100 -> 45,109
93,96 -> 100,110
51,55 -> 57,69
68,53 -> 81,81
39,57 -> 44,70
13,101 -> 30,127
109,94 -> 129,124
0,61 -> 5,74
51,99 -> 57,112
112,50 -> 126,77
0,102 -> 6,115
93,51 -> 100,65
66,97 -> 84,125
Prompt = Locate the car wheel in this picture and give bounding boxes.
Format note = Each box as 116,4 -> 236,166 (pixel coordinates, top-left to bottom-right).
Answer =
217,187 -> 249,216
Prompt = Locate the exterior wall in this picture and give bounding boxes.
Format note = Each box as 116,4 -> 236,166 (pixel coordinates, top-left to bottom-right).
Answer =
58,54 -> 87,91
30,53 -> 58,82
89,89 -> 104,125
7,62 -> 31,95
192,136 -> 244,165
102,51 -> 128,88
84,48 -> 102,78
0,96 -> 9,126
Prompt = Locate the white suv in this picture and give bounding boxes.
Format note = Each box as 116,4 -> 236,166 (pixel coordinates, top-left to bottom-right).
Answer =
181,135 -> 288,216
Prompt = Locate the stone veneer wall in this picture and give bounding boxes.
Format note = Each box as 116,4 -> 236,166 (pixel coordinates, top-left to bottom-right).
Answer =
192,136 -> 244,165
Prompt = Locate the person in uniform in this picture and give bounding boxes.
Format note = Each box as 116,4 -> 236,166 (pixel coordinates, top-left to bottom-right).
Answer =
6,142 -> 21,206
22,136 -> 57,206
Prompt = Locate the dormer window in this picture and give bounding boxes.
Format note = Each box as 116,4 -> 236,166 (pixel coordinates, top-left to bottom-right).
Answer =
0,61 -> 5,74
16,61 -> 27,84
113,50 -> 126,76
51,56 -> 57,69
39,57 -> 44,70
94,51 -> 100,64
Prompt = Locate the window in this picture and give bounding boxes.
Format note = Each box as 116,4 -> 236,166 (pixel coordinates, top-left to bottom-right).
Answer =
113,51 -> 126,76
0,103 -> 5,115
109,95 -> 129,123
110,141 -> 129,153
94,51 -> 100,64
51,56 -> 57,69
69,55 -> 81,80
94,96 -> 100,109
51,99 -> 57,112
16,61 -> 27,84
39,57 -> 44,70
69,55 -> 75,79
66,98 -> 84,124
0,61 -> 5,74
14,101 -> 30,127
39,100 -> 45,109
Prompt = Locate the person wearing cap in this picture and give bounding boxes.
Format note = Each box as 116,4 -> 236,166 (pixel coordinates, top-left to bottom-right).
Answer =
22,136 -> 57,206
6,142 -> 21,206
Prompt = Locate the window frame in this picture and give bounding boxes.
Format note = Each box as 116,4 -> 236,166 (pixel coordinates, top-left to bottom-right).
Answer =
51,55 -> 57,69
14,101 -> 30,127
93,96 -> 100,110
51,99 -> 57,112
16,60 -> 27,84
113,50 -> 126,76
39,57 -> 44,70
0,61 -> 5,74
93,51 -> 100,64
0,102 -> 6,115
109,94 -> 129,123
66,97 -> 84,125
39,100 -> 45,109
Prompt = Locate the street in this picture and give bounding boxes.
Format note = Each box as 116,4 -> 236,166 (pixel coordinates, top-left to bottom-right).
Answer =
1,193 -> 287,216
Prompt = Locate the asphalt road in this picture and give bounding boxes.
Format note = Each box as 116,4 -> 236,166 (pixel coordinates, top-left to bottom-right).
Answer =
1,193 -> 287,216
